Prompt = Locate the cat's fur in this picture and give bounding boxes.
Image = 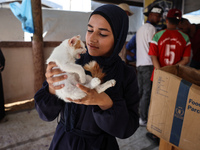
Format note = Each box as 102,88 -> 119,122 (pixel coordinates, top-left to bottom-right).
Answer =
46,35 -> 116,102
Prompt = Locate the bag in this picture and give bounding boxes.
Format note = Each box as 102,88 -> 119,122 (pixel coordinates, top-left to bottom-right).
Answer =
9,0 -> 34,33
0,49 -> 5,72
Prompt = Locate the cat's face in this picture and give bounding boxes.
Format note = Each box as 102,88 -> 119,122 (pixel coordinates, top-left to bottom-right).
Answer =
68,35 -> 86,59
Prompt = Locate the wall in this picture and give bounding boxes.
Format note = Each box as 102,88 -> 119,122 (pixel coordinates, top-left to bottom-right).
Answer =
1,46 -> 54,104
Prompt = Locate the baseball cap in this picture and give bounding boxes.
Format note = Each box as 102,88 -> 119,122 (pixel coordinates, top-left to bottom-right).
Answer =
143,5 -> 163,17
167,9 -> 182,20
118,3 -> 134,16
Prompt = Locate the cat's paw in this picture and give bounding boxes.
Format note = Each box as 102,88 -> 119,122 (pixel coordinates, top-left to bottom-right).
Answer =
90,78 -> 101,88
110,79 -> 116,86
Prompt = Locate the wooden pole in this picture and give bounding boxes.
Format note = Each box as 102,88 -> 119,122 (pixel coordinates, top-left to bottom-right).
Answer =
31,0 -> 45,92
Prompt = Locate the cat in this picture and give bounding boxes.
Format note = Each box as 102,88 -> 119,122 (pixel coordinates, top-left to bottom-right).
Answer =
46,35 -> 116,102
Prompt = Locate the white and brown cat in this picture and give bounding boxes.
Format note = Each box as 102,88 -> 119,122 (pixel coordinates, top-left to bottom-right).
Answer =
46,35 -> 116,102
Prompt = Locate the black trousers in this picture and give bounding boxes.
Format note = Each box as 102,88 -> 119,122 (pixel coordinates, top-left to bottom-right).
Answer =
0,73 -> 5,120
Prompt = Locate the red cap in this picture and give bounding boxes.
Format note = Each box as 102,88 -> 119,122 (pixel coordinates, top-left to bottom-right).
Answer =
167,9 -> 182,20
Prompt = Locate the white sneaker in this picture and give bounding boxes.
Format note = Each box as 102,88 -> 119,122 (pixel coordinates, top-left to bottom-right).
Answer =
139,118 -> 147,126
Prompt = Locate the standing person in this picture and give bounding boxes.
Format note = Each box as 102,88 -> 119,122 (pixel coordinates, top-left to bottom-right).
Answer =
118,3 -> 134,16
136,5 -> 163,126
0,48 -> 6,122
34,4 -> 140,150
148,9 -> 191,144
149,9 -> 191,75
118,3 -> 134,62
178,18 -> 200,69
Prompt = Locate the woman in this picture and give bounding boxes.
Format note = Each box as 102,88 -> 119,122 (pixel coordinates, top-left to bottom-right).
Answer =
34,4 -> 139,150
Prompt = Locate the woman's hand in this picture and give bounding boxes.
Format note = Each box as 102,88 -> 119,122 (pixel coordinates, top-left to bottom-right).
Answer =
45,62 -> 67,95
67,84 -> 113,110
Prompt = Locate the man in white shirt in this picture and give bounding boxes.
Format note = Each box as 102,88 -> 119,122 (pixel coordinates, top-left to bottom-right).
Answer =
136,5 -> 163,126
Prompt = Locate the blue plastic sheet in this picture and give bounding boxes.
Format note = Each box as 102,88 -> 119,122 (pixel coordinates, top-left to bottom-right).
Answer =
10,0 -> 34,33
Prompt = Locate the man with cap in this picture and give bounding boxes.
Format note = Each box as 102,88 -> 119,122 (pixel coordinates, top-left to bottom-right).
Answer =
136,5 -> 163,127
149,9 -> 191,79
147,9 -> 191,144
118,3 -> 134,62
118,3 -> 134,16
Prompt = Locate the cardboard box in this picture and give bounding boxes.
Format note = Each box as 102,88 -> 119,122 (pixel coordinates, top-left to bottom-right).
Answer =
147,65 -> 200,150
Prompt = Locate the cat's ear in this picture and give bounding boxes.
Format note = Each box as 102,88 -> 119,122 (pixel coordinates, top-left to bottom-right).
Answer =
76,35 -> 81,39
68,36 -> 77,46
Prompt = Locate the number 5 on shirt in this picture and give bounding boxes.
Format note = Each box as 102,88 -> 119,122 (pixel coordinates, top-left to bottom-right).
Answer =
164,44 -> 175,65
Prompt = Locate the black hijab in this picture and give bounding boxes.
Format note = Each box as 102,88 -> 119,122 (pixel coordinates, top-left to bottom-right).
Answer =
89,4 -> 129,66
77,4 -> 129,87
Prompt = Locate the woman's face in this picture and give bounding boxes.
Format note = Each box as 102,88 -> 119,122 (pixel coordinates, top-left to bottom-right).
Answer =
86,14 -> 114,57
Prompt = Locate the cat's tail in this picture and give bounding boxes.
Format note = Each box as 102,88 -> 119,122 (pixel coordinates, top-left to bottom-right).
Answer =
83,61 -> 105,82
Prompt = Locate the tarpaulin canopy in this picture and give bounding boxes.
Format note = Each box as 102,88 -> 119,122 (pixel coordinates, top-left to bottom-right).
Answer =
92,0 -> 200,14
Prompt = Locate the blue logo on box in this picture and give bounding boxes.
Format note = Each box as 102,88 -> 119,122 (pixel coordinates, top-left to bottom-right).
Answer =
175,106 -> 184,120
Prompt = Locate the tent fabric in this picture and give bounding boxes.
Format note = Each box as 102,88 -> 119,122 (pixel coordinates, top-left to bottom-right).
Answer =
184,0 -> 200,14
42,7 -> 143,42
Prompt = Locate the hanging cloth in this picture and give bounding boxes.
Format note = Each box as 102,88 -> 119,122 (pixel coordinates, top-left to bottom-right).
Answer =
9,0 -> 34,33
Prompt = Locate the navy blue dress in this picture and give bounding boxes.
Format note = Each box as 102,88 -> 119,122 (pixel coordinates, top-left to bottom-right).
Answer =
34,4 -> 140,150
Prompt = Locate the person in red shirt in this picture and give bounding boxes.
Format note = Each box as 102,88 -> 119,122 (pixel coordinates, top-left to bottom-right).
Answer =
147,8 -> 191,144
149,9 -> 191,81
178,18 -> 200,69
